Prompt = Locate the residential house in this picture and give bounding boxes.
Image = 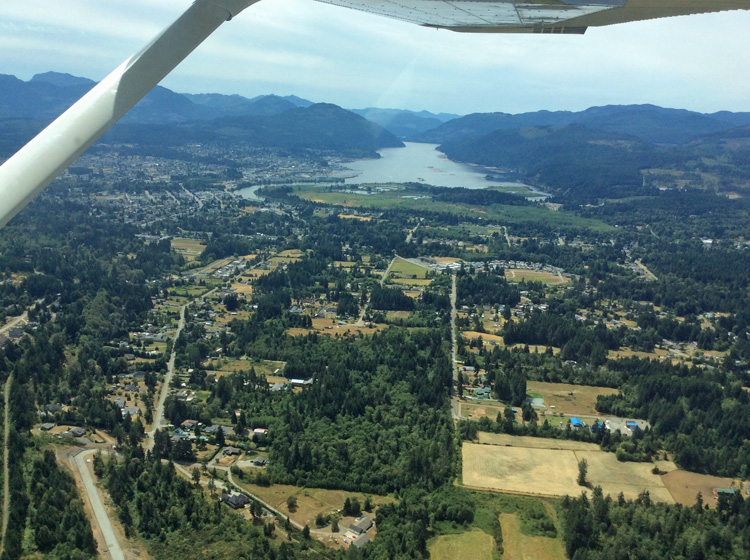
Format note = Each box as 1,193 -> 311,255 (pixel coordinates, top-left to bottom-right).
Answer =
221,493 -> 250,509
349,516 -> 373,535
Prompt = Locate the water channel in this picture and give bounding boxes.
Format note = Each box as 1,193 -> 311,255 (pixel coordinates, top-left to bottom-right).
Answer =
236,142 -> 549,201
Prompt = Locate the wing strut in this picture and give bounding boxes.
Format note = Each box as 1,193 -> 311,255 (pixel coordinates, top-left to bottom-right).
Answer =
0,0 -> 259,228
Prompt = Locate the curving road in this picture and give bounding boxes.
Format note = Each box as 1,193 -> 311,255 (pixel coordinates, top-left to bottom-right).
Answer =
74,449 -> 124,560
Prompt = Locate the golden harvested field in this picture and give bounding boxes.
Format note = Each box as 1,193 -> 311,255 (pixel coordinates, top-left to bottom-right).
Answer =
431,256 -> 462,264
278,249 -> 306,258
338,214 -> 372,221
429,528 -> 494,560
230,282 -> 254,295
662,470 -> 742,507
509,344 -> 560,355
505,269 -> 568,285
461,402 -> 505,420
170,238 -> 206,262
387,278 -> 432,286
287,323 -> 384,337
462,435 -> 676,503
461,331 -> 504,346
230,482 -> 392,530
526,381 -> 618,416
333,261 -> 357,268
499,513 -> 566,560
609,347 -> 673,361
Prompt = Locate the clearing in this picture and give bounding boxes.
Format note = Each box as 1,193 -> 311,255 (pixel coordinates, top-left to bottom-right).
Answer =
429,528 -> 494,560
499,513 -> 566,560
661,470 -> 744,507
170,237 -> 206,263
462,434 -> 675,503
229,481 -> 392,531
505,269 -> 567,285
526,381 -> 619,416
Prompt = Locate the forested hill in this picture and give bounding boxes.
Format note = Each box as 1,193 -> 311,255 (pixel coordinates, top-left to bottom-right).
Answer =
99,103 -> 404,156
0,101 -> 404,158
412,104 -> 750,145
438,124 -> 662,202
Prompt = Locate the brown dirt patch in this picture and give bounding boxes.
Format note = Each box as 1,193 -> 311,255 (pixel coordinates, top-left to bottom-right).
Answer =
662,470 -> 743,507
230,282 -> 254,295
527,381 -> 618,416
505,270 -> 567,285
461,331 -> 504,346
338,214 -> 372,221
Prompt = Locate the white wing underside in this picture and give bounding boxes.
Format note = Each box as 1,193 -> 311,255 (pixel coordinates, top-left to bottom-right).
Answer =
316,0 -> 750,33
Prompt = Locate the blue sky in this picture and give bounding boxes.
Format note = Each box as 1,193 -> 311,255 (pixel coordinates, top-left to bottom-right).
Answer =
1,0 -> 749,115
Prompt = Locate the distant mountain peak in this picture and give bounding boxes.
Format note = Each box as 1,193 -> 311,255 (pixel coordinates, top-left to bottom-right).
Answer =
30,71 -> 96,88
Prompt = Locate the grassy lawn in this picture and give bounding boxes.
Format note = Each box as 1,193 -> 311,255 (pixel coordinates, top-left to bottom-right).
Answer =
429,528 -> 495,560
390,257 -> 430,278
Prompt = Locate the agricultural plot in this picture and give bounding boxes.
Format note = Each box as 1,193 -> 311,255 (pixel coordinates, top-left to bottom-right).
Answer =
499,513 -> 566,560
461,330 -> 504,347
389,257 -> 430,279
661,470 -> 742,507
508,344 -> 560,355
429,528 -> 494,560
229,482 -> 391,535
462,435 -> 676,503
170,237 -> 206,263
338,214 -> 372,221
526,381 -> 619,416
505,269 -> 567,285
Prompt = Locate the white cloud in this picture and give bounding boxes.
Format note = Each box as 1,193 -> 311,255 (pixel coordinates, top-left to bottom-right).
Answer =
1,0 -> 749,114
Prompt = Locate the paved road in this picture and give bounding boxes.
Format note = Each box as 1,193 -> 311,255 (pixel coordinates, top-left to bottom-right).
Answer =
450,273 -> 460,420
74,450 -> 124,560
355,256 -> 397,327
0,374 -> 11,558
146,303 -> 187,452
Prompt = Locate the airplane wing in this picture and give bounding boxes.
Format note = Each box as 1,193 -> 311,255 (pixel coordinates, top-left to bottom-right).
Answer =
315,0 -> 750,34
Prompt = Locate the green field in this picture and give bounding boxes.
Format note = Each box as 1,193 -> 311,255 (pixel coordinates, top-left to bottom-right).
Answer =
389,257 -> 429,279
292,185 -> 614,231
429,528 -> 495,560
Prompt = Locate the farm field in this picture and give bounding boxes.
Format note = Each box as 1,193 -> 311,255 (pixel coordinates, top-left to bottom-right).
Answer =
461,330 -> 504,346
429,528 -> 494,560
229,481 -> 392,534
389,257 -> 430,278
508,344 -> 560,355
230,282 -> 253,295
526,381 -> 619,416
505,269 -> 567,285
661,470 -> 743,507
499,513 -> 566,560
338,213 -> 372,221
462,435 -> 676,503
460,401 -> 506,420
170,237 -> 206,263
